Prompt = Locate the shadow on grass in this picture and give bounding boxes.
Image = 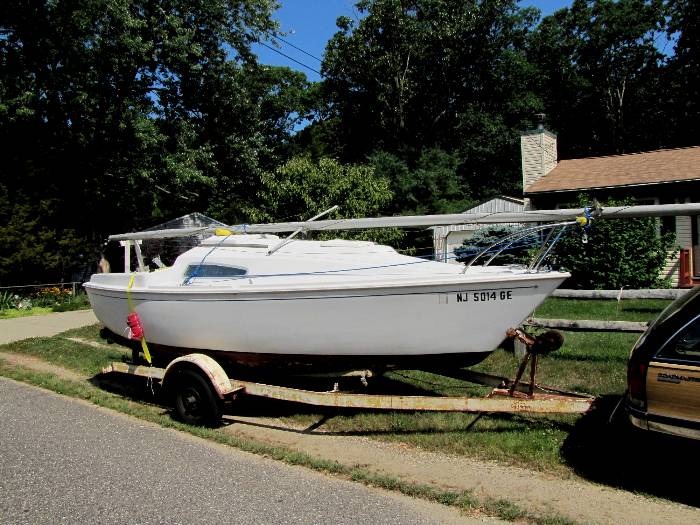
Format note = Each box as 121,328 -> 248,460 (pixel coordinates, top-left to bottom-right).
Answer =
549,353 -> 628,364
561,395 -> 700,508
91,369 -> 551,436
90,373 -> 166,407
90,369 -> 454,425
620,306 -> 666,314
225,372 -> 465,421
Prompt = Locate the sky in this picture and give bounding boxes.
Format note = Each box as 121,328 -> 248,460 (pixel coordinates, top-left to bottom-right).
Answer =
253,1 -> 572,82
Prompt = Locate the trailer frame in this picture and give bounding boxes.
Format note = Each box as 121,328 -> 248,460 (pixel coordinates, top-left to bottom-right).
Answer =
100,330 -> 595,426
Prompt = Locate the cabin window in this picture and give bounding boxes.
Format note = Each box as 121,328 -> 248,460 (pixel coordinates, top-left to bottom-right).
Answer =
184,264 -> 247,279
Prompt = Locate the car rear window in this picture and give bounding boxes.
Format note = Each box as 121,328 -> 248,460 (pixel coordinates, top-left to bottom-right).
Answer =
656,313 -> 700,362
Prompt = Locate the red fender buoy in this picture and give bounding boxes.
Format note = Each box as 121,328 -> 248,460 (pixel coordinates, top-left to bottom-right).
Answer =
126,312 -> 144,340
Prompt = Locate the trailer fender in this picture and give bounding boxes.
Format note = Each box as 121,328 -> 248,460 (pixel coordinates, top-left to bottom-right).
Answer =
163,353 -> 233,400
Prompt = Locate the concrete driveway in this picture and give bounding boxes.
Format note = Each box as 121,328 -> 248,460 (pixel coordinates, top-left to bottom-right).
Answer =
0,309 -> 98,345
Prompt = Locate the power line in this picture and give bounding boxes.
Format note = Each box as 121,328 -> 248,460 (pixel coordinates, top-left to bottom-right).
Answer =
271,35 -> 322,63
257,41 -> 321,76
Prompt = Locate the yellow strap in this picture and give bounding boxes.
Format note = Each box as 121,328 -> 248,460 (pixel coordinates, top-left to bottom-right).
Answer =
126,273 -> 136,312
140,337 -> 152,365
126,273 -> 152,365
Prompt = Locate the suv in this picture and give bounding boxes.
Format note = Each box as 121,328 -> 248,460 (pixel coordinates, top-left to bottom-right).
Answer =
626,285 -> 700,440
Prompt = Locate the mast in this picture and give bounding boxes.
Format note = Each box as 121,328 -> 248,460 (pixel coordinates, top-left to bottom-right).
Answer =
108,203 -> 700,241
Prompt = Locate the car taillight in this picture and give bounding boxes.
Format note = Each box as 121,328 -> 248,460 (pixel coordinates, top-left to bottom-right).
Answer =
627,352 -> 648,410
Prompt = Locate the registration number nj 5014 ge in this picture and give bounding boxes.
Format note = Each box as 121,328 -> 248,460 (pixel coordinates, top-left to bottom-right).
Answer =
456,290 -> 513,303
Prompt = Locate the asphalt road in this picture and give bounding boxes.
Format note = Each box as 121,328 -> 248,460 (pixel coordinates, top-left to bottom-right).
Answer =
0,378 -> 477,525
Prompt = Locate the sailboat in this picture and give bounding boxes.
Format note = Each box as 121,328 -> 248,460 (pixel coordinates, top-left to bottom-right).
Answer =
85,203 -> 700,370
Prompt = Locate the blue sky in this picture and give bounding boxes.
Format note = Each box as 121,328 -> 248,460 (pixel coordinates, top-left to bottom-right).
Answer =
253,1 -> 571,82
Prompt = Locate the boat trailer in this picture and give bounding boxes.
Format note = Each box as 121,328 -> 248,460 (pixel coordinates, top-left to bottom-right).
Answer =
101,328 -> 594,426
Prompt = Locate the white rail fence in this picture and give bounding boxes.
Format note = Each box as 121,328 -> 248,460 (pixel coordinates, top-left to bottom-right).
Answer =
551,288 -> 689,300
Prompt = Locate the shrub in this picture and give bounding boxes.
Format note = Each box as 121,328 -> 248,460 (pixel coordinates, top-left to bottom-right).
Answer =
0,290 -> 15,310
51,292 -> 90,312
34,286 -> 73,307
552,197 -> 676,289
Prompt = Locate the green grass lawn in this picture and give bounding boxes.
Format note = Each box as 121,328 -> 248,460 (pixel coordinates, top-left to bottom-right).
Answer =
0,298 -> 678,480
0,306 -> 54,319
532,297 -> 671,322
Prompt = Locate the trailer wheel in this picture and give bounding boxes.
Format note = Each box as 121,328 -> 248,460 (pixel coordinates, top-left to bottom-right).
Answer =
173,369 -> 222,427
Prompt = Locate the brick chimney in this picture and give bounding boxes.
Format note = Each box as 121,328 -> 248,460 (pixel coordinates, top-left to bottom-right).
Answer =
521,114 -> 557,209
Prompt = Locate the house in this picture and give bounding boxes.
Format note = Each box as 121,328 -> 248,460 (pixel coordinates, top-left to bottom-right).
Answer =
432,196 -> 524,263
521,127 -> 700,287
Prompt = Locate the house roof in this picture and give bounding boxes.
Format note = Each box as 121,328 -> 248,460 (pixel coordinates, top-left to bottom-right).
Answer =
463,196 -> 525,213
525,145 -> 700,194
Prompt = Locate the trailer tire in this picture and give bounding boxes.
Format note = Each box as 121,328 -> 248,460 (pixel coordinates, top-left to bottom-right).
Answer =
173,369 -> 223,427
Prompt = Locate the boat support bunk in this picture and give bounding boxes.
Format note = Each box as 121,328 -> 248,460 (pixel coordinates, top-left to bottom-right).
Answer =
101,328 -> 594,426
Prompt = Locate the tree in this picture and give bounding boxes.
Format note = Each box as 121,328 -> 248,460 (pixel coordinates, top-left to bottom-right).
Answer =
0,190 -> 84,284
527,0 -> 669,158
666,0 -> 700,146
370,148 -> 473,216
0,0 -> 299,284
244,156 -> 403,245
320,0 -> 541,199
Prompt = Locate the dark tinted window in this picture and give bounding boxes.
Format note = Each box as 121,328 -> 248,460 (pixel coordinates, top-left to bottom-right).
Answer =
185,264 -> 247,279
674,320 -> 700,358
657,316 -> 700,363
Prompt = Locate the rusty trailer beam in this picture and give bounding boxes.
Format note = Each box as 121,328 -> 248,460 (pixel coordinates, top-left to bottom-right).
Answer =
102,361 -> 594,415
526,317 -> 648,333
103,362 -> 164,380
231,380 -> 593,414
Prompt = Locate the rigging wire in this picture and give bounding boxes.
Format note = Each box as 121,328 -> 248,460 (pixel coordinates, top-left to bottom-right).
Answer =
180,239 -> 549,284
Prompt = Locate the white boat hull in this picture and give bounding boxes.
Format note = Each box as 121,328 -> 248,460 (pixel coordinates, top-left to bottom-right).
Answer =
85,272 -> 566,365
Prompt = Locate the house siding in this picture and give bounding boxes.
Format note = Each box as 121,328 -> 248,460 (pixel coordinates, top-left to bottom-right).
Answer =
676,215 -> 693,247
661,249 -> 680,287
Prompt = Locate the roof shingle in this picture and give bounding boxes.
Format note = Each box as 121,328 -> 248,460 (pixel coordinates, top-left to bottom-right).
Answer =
524,146 -> 700,194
